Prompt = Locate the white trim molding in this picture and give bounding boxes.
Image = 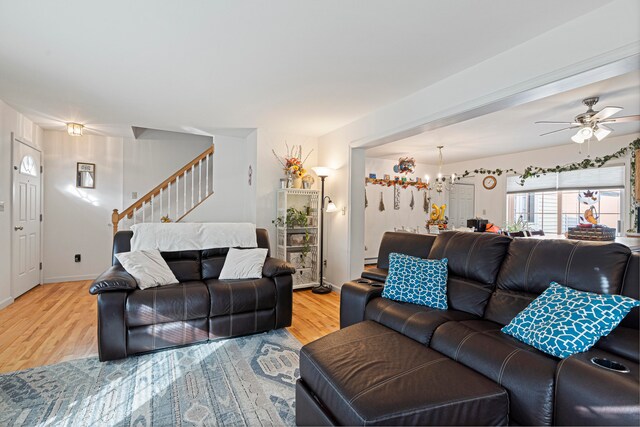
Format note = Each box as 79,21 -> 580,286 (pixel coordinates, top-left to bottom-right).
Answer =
0,297 -> 14,310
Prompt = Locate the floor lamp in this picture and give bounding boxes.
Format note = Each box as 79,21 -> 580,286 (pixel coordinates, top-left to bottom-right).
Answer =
311,167 -> 336,294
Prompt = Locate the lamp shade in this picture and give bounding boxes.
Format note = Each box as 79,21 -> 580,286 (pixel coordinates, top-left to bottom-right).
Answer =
594,125 -> 612,141
571,133 -> 585,144
312,166 -> 334,178
326,201 -> 337,213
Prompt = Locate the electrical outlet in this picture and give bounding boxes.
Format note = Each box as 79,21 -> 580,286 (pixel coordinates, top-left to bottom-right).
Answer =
132,192 -> 138,199
74,254 -> 81,263
0,201 -> 4,212
482,209 -> 486,215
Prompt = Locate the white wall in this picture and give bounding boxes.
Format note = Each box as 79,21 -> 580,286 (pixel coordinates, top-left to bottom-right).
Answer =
317,0 -> 640,288
123,131 -> 213,206
255,130 -> 318,251
42,131 -> 124,283
441,134 -> 638,229
183,134 -> 256,223
0,100 -> 43,308
364,158 -> 437,260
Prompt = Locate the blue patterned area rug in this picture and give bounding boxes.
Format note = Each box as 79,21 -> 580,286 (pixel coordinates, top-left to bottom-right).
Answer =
0,329 -> 301,426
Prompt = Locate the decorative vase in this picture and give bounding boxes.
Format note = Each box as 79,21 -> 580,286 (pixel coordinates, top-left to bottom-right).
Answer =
292,175 -> 303,189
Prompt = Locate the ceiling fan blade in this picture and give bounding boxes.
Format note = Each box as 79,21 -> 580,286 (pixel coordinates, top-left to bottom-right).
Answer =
599,114 -> 640,124
591,106 -> 623,121
539,126 -> 579,137
535,120 -> 579,125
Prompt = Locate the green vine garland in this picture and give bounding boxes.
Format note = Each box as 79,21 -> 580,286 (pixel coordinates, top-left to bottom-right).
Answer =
457,138 -> 639,186
454,138 -> 640,231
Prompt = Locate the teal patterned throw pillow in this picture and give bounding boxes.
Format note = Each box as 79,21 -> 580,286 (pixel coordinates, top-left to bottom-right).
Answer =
382,253 -> 448,309
502,282 -> 639,359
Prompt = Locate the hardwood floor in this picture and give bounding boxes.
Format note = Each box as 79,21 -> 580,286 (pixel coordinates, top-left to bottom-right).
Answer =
0,281 -> 340,374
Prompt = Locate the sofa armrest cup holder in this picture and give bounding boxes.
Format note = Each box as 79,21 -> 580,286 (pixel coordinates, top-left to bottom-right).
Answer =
590,357 -> 630,373
355,278 -> 383,288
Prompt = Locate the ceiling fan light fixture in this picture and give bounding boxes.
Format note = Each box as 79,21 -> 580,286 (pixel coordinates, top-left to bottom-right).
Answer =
579,127 -> 593,139
593,125 -> 612,141
535,96 -> 638,144
571,133 -> 585,144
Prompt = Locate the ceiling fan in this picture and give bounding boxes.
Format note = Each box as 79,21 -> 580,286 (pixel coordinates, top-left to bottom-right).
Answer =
535,97 -> 639,143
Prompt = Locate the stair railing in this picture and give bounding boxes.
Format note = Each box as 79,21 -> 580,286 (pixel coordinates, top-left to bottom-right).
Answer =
112,144 -> 214,234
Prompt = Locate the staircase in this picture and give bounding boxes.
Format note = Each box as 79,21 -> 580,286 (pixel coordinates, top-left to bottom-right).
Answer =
111,145 -> 214,234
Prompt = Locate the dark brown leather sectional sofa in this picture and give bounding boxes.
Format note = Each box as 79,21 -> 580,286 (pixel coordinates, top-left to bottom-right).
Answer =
297,231 -> 640,426
89,228 -> 295,361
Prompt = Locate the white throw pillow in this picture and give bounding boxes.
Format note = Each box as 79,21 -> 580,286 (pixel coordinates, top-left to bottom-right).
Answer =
115,249 -> 179,290
219,248 -> 268,280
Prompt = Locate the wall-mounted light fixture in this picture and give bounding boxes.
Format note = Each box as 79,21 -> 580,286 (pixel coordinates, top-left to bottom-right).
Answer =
67,123 -> 84,136
325,198 -> 337,213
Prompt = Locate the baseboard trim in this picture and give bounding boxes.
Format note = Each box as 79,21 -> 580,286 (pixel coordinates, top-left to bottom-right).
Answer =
44,274 -> 98,284
0,297 -> 15,310
326,281 -> 342,294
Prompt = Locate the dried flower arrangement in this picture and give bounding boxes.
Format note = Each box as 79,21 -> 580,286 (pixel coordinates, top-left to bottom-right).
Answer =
273,144 -> 313,178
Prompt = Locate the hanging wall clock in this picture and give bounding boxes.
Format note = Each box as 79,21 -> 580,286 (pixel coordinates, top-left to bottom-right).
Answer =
483,175 -> 497,190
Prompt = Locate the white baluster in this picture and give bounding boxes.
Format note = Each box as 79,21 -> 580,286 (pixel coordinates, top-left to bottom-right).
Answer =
191,164 -> 195,209
151,194 -> 154,223
209,153 -> 213,193
160,187 -> 163,219
176,176 -> 180,218
205,154 -> 209,195
199,160 -> 203,203
168,182 -> 171,220
183,171 -> 187,214
142,201 -> 146,223
133,207 -> 137,225
176,176 -> 180,221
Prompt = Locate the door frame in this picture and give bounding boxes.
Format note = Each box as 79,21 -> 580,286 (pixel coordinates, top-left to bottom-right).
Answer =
11,132 -> 44,294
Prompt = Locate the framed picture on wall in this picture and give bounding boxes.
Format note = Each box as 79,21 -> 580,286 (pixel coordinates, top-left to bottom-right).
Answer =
77,162 -> 96,189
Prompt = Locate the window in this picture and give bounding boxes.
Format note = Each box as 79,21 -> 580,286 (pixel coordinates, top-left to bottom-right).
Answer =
19,155 -> 37,177
507,189 -> 623,235
506,166 -> 625,235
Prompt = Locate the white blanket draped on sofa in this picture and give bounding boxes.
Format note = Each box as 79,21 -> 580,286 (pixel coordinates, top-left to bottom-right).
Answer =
129,223 -> 258,252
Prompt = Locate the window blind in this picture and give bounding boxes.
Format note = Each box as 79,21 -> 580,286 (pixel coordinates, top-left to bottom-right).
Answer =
557,165 -> 625,190
506,165 -> 625,194
506,173 -> 557,193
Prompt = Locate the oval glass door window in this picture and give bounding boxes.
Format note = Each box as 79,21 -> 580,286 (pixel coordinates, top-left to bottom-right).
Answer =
19,155 -> 37,177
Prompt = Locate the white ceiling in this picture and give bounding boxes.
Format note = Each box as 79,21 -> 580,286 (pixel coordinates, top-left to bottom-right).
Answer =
366,70 -> 640,164
0,0 -> 613,138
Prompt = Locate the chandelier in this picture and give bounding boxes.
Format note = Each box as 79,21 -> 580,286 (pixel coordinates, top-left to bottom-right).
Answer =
434,146 -> 460,193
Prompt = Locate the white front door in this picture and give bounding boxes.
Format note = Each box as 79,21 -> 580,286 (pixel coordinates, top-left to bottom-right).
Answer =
12,136 -> 42,297
448,184 -> 475,228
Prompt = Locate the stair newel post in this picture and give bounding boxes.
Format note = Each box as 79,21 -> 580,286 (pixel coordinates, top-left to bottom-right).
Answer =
112,209 -> 120,235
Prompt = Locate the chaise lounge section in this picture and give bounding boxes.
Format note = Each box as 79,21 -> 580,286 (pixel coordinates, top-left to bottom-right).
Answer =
297,231 -> 640,426
89,228 -> 295,361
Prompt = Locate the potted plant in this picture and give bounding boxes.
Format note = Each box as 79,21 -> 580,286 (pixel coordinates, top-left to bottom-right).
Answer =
273,207 -> 313,267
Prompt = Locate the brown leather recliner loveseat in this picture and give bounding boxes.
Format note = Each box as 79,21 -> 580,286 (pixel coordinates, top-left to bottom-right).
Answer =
89,228 -> 295,361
